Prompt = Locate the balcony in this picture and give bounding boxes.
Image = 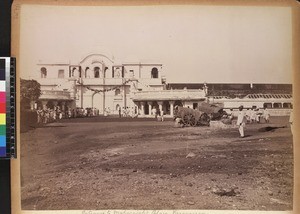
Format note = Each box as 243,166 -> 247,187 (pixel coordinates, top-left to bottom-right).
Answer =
40,90 -> 72,100
81,78 -> 124,86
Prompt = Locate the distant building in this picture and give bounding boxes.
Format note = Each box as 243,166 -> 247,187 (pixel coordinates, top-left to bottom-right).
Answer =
168,83 -> 293,116
34,53 -> 292,117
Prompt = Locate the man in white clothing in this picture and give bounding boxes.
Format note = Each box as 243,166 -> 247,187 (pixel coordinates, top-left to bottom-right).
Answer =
263,107 -> 270,123
236,105 -> 246,138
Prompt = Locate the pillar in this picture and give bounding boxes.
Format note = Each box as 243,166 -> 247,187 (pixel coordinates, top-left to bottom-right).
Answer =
169,101 -> 175,117
61,101 -> 66,111
140,102 -> 145,116
157,101 -> 163,114
148,102 -> 152,115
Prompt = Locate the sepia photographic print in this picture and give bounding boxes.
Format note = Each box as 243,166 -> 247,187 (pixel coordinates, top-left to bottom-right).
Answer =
11,0 -> 300,213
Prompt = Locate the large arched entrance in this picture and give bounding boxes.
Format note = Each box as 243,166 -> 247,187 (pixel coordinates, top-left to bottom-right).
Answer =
92,92 -> 104,113
174,100 -> 183,107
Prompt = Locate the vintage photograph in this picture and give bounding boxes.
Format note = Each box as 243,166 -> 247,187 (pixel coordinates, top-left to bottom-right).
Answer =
16,1 -> 294,212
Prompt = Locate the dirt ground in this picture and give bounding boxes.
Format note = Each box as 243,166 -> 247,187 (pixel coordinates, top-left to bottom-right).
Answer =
20,116 -> 293,211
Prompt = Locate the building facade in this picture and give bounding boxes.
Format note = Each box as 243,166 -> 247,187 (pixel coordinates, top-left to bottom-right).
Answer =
36,54 -> 168,115
34,54 -> 292,117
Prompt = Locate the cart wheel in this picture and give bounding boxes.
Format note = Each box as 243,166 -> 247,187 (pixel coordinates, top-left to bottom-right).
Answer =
183,113 -> 195,126
183,114 -> 189,125
199,113 -> 210,126
190,115 -> 197,126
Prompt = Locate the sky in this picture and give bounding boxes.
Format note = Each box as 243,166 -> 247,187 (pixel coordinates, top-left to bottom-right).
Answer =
19,4 -> 293,84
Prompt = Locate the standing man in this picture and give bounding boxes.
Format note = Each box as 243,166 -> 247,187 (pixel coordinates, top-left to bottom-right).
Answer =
263,107 -> 270,123
160,110 -> 164,122
236,105 -> 246,138
118,106 -> 122,118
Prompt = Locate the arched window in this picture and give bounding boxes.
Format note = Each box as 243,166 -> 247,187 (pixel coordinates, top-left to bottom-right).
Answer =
104,67 -> 108,78
94,67 -> 100,78
41,67 -> 47,78
115,89 -> 121,96
151,67 -> 158,78
263,103 -> 272,108
283,103 -> 292,109
71,68 -> 77,77
273,103 -> 282,108
85,67 -> 89,78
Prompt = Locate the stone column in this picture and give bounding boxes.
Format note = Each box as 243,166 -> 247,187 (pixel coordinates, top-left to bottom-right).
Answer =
61,101 -> 66,111
140,102 -> 145,116
148,102 -> 152,115
169,101 -> 175,117
157,101 -> 163,114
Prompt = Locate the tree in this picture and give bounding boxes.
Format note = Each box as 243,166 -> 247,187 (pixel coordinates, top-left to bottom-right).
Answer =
20,79 -> 41,110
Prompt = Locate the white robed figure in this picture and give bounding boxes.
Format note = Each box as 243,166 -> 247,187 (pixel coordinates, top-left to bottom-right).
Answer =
236,105 -> 246,138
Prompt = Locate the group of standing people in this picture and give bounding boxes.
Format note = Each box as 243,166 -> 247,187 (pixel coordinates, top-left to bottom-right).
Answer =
152,107 -> 164,121
68,107 -> 99,118
118,106 -> 139,118
37,106 -> 100,124
36,106 -> 63,124
236,106 -> 270,138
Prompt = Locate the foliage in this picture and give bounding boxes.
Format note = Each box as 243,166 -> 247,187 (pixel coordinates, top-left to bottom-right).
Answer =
20,79 -> 41,105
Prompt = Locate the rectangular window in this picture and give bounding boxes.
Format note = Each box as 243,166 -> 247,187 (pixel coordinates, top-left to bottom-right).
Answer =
129,70 -> 134,78
58,69 -> 64,78
193,103 -> 198,109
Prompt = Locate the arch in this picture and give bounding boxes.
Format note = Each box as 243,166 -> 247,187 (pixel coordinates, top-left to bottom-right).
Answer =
94,67 -> 100,78
85,67 -> 90,78
41,67 -> 47,78
273,103 -> 282,108
114,67 -> 121,78
71,67 -> 80,78
283,103 -> 292,109
92,92 -> 103,113
104,66 -> 109,78
115,88 -> 121,96
174,100 -> 183,107
263,103 -> 272,109
151,67 -> 158,78
80,53 -> 114,64
116,104 -> 120,111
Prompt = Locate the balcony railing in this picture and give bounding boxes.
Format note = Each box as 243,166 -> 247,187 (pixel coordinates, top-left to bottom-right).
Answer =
40,90 -> 72,100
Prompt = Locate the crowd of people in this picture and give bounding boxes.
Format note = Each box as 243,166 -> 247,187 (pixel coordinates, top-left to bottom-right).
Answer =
117,107 -> 139,118
36,106 -> 100,124
236,106 -> 271,138
227,107 -> 270,124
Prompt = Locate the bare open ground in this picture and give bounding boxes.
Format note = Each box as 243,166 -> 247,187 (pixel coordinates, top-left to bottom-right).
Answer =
21,116 -> 293,210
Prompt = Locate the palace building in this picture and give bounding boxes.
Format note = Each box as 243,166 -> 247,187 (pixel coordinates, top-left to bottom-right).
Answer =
34,53 -> 292,117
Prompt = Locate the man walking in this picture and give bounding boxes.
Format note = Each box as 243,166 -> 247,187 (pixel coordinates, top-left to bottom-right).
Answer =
237,105 -> 246,138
